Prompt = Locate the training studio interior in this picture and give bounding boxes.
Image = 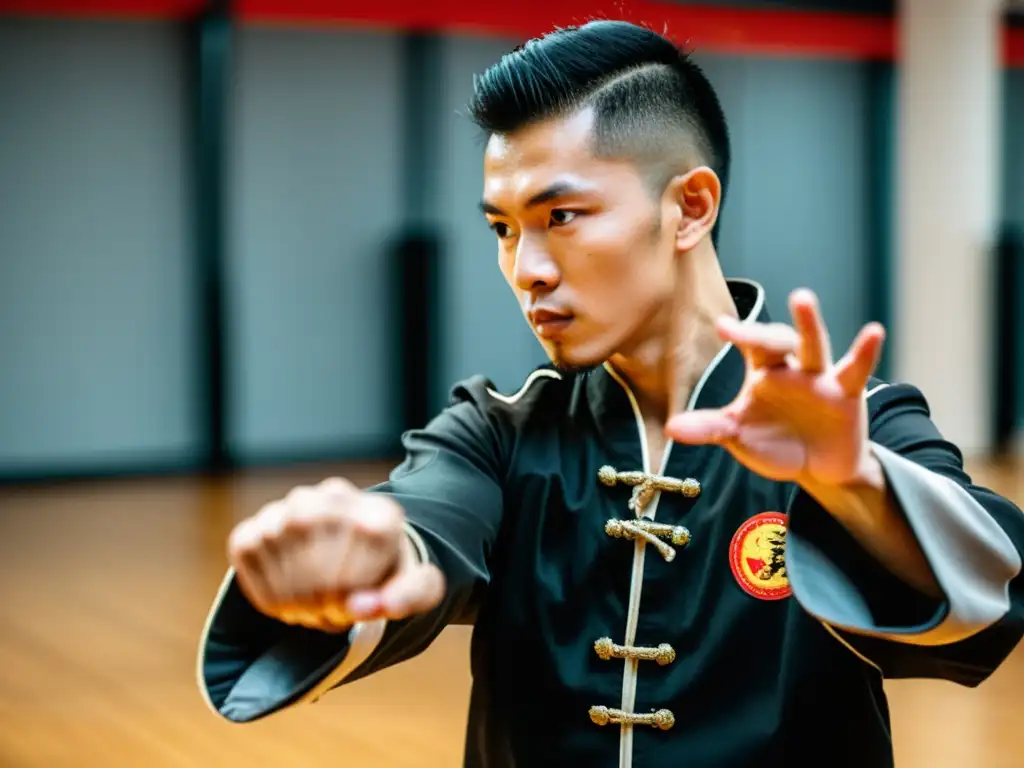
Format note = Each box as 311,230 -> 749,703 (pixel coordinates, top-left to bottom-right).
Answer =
1,1 -> 1023,766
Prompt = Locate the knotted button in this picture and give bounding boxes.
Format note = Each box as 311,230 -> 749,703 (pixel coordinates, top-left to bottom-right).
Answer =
589,705 -> 675,731
598,465 -> 700,514
594,636 -> 676,666
605,518 -> 691,562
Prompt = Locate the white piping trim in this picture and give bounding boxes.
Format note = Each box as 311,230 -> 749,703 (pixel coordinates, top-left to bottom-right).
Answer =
603,279 -> 766,768
603,365 -> 654,477
195,567 -> 387,717
865,383 -> 890,399
196,567 -> 236,717
685,278 -> 766,411
404,521 -> 430,565
604,363 -> 668,768
486,368 -> 562,405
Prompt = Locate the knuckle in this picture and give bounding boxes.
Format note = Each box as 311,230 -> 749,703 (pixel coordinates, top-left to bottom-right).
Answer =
356,494 -> 404,533
357,523 -> 394,549
255,499 -> 288,530
262,501 -> 299,544
281,505 -> 319,535
279,487 -> 343,532
227,519 -> 261,559
319,476 -> 357,495
285,485 -> 318,507
358,526 -> 399,555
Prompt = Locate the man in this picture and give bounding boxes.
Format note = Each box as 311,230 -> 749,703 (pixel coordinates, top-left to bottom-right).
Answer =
197,20 -> 1024,768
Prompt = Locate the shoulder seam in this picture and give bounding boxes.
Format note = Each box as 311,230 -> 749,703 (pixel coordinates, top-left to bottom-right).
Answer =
486,368 -> 562,405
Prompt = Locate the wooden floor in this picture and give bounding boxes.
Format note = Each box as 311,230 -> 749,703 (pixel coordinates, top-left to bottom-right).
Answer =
1,458 -> 1023,767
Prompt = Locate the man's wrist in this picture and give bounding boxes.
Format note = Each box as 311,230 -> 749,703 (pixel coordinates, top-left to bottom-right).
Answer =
800,445 -> 886,513
843,445 -> 887,493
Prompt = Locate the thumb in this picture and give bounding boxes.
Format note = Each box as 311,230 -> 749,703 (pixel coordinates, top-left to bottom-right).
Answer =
376,562 -> 446,621
344,557 -> 446,623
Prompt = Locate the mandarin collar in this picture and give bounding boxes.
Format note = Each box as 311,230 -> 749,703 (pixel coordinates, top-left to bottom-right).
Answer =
586,278 -> 769,429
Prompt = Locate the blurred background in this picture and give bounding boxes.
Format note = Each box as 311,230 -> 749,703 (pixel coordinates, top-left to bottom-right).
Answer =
0,0 -> 1022,766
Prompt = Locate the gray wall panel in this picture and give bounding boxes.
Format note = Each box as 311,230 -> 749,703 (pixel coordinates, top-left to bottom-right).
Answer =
226,28 -> 404,459
0,19 -> 197,472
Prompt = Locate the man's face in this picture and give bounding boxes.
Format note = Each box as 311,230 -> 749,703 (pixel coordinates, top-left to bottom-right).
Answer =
480,108 -> 681,372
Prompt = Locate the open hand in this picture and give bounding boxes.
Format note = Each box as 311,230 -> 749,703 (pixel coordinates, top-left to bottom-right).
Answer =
664,289 -> 885,488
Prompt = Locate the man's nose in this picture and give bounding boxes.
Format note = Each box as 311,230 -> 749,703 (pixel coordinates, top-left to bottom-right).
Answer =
513,238 -> 560,293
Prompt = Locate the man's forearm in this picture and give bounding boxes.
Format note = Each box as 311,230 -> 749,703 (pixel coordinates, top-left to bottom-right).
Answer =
799,446 -> 943,600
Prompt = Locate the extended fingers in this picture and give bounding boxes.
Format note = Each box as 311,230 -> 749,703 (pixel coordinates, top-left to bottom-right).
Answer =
834,322 -> 886,396
717,316 -> 798,368
718,289 -> 833,374
788,288 -> 832,373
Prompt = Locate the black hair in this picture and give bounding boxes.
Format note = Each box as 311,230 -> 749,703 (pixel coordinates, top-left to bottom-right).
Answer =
466,20 -> 731,246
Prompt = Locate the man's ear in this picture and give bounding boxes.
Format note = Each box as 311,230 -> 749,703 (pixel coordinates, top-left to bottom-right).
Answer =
665,166 -> 721,252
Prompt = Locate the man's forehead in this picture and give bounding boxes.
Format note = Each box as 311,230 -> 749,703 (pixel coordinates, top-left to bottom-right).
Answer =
484,108 -> 597,167
481,108 -> 636,204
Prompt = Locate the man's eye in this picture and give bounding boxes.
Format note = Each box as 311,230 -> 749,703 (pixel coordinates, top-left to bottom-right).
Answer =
549,210 -> 578,227
490,222 -> 511,239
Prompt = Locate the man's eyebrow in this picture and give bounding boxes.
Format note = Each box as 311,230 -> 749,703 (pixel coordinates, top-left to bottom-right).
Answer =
479,181 -> 593,216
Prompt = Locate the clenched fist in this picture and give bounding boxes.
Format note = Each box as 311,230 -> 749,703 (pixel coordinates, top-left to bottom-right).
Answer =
227,477 -> 445,632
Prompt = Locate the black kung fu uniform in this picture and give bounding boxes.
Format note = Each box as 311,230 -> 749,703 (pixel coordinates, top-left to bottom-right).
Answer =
198,279 -> 1024,768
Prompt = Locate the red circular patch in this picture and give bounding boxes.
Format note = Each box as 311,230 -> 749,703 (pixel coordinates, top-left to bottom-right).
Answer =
729,512 -> 792,601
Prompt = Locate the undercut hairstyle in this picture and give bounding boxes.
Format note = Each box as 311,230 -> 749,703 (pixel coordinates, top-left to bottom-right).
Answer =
466,20 -> 731,245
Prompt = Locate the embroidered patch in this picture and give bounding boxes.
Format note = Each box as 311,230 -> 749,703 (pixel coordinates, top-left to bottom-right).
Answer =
729,512 -> 791,601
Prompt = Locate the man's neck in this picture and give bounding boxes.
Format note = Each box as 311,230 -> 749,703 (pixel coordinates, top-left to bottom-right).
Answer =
608,250 -> 738,425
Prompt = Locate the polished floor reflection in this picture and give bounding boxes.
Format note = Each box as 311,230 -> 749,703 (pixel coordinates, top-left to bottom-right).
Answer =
1,458 -> 1022,767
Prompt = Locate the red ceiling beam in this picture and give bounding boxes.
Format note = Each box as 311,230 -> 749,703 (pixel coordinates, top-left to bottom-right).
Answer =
237,1 -> 1024,68
0,0 -> 205,18
237,1 -> 897,61
1007,25 -> 1024,68
1,0 -> 1022,67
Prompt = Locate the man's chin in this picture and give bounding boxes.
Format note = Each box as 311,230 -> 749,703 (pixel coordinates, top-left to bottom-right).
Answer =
544,345 -> 603,376
550,360 -> 599,375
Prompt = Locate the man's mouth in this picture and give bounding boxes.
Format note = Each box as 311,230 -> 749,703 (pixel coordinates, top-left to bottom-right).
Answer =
529,309 -> 574,339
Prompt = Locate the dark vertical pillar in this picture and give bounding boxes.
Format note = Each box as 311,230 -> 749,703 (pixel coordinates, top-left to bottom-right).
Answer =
864,60 -> 895,381
402,33 -> 444,226
393,231 -> 442,436
393,33 -> 445,436
993,227 -> 1022,455
187,0 -> 232,471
